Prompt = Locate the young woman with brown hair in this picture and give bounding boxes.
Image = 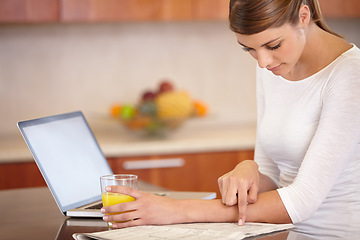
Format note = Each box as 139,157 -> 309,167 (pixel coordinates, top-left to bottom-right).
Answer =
101,0 -> 360,236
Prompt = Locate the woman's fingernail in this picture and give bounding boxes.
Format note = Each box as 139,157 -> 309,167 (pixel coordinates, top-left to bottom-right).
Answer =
101,208 -> 105,213
238,219 -> 243,226
106,186 -> 111,191
103,216 -> 108,221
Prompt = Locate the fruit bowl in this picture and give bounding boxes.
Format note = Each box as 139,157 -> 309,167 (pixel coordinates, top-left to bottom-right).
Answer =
110,80 -> 208,137
121,116 -> 185,136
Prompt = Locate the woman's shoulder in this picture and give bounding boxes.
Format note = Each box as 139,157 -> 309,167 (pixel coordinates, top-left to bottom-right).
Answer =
314,44 -> 360,80
314,36 -> 359,75
332,44 -> 360,72
337,42 -> 360,55
341,44 -> 360,59
322,44 -> 360,91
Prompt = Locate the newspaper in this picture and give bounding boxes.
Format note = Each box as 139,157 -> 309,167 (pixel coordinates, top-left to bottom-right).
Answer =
73,222 -> 293,240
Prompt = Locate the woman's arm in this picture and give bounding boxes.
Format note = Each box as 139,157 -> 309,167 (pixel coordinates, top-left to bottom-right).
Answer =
258,172 -> 278,193
185,190 -> 292,224
181,190 -> 291,224
246,190 -> 291,224
101,185 -> 291,229
101,186 -> 238,228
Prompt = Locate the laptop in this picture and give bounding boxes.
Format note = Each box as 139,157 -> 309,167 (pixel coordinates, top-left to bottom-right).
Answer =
17,111 -> 216,217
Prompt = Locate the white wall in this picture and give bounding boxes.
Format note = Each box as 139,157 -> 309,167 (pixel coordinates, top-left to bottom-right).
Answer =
0,21 -> 257,136
0,19 -> 359,136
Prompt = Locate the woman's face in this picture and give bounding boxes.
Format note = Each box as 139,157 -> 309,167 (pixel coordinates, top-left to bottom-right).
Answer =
236,23 -> 306,79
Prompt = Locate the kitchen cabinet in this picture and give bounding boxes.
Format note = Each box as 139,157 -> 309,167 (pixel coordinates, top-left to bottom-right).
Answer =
61,0 -> 192,22
0,0 -> 358,23
0,149 -> 254,198
192,0 -> 229,20
0,161 -> 46,189
0,0 -> 228,23
60,0 -> 228,22
0,0 -> 59,23
107,150 -> 254,197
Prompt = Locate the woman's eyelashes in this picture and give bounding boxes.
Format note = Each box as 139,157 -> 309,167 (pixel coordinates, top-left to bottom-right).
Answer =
241,42 -> 281,52
242,47 -> 253,52
266,42 -> 281,51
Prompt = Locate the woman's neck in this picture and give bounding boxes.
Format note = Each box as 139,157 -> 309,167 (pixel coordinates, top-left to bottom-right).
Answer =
289,23 -> 352,81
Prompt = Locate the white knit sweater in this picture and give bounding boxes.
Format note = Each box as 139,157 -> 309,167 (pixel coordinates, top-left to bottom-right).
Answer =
255,45 -> 360,237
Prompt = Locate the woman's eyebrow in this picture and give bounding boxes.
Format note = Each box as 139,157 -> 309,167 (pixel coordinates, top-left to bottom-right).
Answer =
237,37 -> 281,48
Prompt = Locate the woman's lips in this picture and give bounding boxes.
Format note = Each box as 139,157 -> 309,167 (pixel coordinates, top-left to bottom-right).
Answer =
267,64 -> 282,72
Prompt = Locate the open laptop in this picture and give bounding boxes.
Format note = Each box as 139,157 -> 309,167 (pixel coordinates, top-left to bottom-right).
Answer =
17,111 -> 216,217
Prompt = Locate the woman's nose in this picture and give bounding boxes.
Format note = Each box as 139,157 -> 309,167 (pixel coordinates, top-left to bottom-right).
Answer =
257,51 -> 273,69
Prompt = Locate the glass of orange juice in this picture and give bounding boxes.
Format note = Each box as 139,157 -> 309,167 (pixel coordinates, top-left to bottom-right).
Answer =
100,174 -> 138,228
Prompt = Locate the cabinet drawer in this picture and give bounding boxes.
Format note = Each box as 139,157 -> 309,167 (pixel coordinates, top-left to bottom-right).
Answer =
107,150 -> 254,197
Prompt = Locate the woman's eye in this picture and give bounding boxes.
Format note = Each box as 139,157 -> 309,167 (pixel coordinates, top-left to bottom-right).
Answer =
242,47 -> 253,52
267,43 -> 281,51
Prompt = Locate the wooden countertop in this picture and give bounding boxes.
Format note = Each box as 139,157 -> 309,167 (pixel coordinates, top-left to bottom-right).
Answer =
0,181 -> 167,240
0,118 -> 256,164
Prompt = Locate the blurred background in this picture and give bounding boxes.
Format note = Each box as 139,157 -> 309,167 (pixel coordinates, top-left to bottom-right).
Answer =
1,0 -> 359,136
0,0 -> 359,193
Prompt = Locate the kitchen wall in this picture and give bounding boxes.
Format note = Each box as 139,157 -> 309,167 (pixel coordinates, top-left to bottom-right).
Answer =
0,21 -> 258,136
0,19 -> 359,136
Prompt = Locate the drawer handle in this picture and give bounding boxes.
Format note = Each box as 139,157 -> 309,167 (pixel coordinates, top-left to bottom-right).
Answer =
123,158 -> 185,170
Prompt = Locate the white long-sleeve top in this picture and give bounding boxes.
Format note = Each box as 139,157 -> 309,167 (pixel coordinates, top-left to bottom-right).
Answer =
255,45 -> 360,237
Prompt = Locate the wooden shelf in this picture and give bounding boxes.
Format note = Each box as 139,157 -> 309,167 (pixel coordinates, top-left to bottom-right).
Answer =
0,0 -> 358,23
61,0 -> 189,22
0,0 -> 59,23
60,0 -> 228,22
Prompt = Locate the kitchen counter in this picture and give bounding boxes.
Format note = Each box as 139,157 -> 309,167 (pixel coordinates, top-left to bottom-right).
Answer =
0,117 -> 256,164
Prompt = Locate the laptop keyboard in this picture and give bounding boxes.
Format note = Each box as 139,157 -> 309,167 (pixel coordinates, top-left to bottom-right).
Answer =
86,202 -> 103,209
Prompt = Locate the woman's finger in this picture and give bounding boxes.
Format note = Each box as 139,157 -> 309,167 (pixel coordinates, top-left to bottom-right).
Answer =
101,198 -> 136,215
111,217 -> 145,229
106,185 -> 141,199
237,185 -> 248,226
247,183 -> 258,204
223,181 -> 238,206
218,176 -> 224,196
103,207 -> 138,223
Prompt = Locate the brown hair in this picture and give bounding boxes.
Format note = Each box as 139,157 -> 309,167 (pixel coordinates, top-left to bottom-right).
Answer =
229,0 -> 341,37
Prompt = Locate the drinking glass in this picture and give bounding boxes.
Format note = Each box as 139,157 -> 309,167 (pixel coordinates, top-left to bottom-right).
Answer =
100,174 -> 138,228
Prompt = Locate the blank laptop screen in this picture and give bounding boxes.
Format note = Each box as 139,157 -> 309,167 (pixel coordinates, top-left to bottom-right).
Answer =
18,112 -> 113,212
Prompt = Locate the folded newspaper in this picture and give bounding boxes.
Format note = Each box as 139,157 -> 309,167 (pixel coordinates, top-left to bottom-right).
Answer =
73,222 -> 293,240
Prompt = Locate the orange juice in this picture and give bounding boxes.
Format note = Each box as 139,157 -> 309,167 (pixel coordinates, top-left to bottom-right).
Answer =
101,191 -> 135,224
101,192 -> 135,207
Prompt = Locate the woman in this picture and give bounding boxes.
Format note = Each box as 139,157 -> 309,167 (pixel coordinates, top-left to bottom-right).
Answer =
101,0 -> 360,236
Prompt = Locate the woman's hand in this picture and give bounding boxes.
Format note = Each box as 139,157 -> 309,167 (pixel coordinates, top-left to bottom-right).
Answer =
101,186 -> 184,228
217,160 -> 260,225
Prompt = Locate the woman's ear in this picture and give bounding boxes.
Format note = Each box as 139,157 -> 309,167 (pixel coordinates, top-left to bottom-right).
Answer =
299,5 -> 311,28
